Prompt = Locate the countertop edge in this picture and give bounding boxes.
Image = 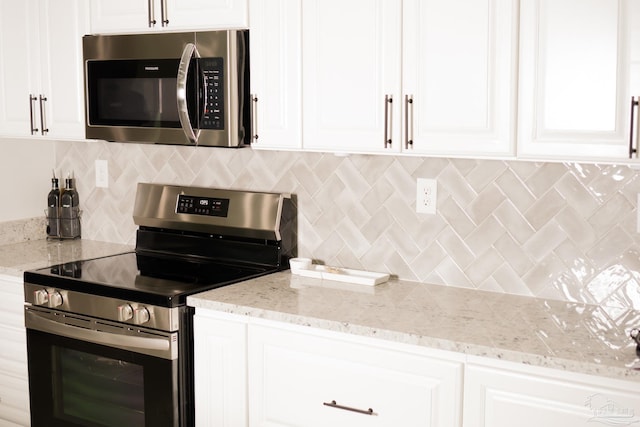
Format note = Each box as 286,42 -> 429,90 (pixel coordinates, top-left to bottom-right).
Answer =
187,280 -> 640,384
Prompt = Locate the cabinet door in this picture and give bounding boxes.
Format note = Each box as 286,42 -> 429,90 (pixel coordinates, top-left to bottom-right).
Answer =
0,372 -> 30,427
0,0 -> 87,139
463,363 -> 640,427
193,313 -> 248,427
249,324 -> 463,427
38,0 -> 89,139
518,0 -> 638,160
91,0 -> 248,33
0,0 -> 40,137
166,0 -> 248,29
301,0 -> 402,154
249,0 -> 302,150
0,274 -> 30,427
90,0 -> 157,33
402,0 -> 517,157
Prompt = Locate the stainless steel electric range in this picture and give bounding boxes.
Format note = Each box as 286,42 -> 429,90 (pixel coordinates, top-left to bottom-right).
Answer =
23,183 -> 296,427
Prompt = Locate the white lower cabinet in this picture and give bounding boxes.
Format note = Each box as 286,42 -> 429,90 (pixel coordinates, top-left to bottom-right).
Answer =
248,323 -> 464,427
0,274 -> 29,427
193,312 -> 248,427
193,310 -> 640,427
193,310 -> 464,427
463,358 -> 640,427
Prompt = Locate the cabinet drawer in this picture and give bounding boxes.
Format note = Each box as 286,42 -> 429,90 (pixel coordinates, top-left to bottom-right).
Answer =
248,324 -> 463,427
463,362 -> 640,427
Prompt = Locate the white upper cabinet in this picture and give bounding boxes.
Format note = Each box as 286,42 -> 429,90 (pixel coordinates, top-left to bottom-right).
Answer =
0,1 -> 38,137
299,0 -> 517,156
518,0 -> 640,161
403,0 -> 518,157
248,0 -> 302,150
0,0 -> 88,140
90,0 -> 248,34
301,0 -> 402,154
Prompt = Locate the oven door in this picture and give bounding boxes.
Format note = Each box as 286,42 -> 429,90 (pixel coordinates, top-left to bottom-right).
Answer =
25,307 -> 182,427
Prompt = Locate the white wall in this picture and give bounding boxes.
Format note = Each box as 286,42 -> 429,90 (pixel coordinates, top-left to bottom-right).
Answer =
0,138 -> 55,222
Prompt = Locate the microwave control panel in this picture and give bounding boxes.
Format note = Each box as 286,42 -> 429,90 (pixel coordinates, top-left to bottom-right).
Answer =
200,57 -> 224,130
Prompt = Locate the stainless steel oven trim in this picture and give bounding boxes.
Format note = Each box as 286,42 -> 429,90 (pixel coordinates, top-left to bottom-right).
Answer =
25,306 -> 178,360
24,282 -> 181,331
133,182 -> 292,240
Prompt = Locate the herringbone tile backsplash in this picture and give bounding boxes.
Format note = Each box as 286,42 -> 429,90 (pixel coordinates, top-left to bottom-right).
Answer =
56,140 -> 640,310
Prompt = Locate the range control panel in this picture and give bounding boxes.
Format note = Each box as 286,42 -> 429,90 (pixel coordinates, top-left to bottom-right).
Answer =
176,194 -> 230,217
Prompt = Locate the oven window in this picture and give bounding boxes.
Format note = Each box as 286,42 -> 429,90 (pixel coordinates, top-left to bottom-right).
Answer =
54,348 -> 145,426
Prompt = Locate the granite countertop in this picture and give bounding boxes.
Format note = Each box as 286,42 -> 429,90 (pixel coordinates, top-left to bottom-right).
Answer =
0,238 -> 133,277
188,271 -> 640,383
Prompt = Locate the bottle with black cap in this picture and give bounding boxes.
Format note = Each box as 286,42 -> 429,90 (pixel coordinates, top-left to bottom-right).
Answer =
46,170 -> 60,238
60,172 -> 80,238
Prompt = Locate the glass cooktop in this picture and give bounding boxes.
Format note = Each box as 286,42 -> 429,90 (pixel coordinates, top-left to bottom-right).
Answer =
23,252 -> 274,307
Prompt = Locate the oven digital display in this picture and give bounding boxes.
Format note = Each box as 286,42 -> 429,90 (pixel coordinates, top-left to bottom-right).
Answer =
176,195 -> 229,217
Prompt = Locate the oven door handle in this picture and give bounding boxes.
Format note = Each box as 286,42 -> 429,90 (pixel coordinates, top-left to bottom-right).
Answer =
177,42 -> 200,145
26,309 -> 170,354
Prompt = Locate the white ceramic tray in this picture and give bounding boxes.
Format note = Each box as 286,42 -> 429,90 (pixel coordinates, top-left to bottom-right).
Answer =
293,265 -> 390,286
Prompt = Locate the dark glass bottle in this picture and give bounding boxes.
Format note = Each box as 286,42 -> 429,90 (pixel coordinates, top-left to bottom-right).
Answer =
60,176 -> 80,238
46,177 -> 60,237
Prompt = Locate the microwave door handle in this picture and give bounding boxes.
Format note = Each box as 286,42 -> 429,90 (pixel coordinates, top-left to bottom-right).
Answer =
177,43 -> 200,144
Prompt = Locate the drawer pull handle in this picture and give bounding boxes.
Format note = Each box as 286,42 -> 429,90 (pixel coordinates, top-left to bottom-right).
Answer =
323,400 -> 377,416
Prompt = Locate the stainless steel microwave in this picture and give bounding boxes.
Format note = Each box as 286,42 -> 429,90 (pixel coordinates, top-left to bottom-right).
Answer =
83,30 -> 249,147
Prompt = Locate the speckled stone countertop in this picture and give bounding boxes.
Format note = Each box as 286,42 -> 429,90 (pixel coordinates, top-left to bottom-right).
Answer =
188,272 -> 640,383
0,238 -> 133,277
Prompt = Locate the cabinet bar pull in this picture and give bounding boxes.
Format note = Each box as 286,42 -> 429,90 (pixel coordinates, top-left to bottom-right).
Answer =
39,95 -> 49,136
323,400 -> 377,416
405,94 -> 414,149
250,94 -> 259,142
148,0 -> 156,27
631,96 -> 639,159
161,0 -> 169,26
29,95 -> 38,135
384,95 -> 393,148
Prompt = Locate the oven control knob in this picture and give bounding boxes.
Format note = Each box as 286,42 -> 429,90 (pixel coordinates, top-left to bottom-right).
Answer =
33,289 -> 49,305
48,291 -> 63,307
133,306 -> 150,325
117,304 -> 133,322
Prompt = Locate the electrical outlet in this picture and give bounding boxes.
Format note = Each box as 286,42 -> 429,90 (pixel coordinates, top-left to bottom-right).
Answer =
416,178 -> 437,214
95,159 -> 109,188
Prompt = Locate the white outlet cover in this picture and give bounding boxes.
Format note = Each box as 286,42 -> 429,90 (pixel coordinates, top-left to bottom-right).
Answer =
416,178 -> 437,214
95,159 -> 109,188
